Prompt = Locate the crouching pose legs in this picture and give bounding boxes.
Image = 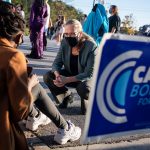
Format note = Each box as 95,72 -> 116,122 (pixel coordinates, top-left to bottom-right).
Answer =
26,83 -> 81,145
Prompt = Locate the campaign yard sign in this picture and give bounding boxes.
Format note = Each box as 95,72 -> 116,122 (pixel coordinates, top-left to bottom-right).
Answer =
82,34 -> 150,144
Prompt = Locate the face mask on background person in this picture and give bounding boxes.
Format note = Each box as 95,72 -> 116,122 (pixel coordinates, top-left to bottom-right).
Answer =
109,8 -> 112,14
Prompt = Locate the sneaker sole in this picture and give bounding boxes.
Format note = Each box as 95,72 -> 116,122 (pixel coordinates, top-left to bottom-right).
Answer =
69,127 -> 81,142
26,123 -> 38,131
54,127 -> 81,145
54,136 -> 69,145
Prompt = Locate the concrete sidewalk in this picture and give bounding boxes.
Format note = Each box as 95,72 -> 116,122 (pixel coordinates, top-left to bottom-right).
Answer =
28,136 -> 150,150
25,131 -> 150,150
20,37 -> 150,150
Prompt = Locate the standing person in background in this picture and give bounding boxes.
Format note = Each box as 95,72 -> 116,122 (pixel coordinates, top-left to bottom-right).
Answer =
58,15 -> 65,42
52,15 -> 65,45
43,0 -> 50,51
27,0 -> 48,59
16,4 -> 25,44
81,14 -> 87,26
109,5 -> 121,33
16,4 -> 25,19
47,18 -> 53,39
20,4 -> 25,19
83,2 -> 109,45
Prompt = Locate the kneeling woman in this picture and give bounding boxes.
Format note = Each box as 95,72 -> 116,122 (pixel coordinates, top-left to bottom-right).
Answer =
44,19 -> 97,114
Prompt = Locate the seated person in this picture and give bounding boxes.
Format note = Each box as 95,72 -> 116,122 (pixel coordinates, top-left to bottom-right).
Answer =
0,2 -> 81,149
0,2 -> 33,150
25,75 -> 81,145
44,19 -> 97,115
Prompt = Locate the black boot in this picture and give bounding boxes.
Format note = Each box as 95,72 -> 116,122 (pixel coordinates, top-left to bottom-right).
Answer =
59,93 -> 74,109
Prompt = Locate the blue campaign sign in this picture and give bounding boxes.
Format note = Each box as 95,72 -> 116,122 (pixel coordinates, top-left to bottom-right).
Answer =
82,34 -> 150,144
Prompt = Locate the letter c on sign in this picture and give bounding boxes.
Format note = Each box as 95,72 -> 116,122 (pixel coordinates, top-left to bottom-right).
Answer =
133,66 -> 146,83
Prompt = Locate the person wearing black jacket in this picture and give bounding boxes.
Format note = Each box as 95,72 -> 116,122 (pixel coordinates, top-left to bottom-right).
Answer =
109,5 -> 121,33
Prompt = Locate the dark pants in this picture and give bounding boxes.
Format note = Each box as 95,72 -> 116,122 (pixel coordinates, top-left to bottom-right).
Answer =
29,83 -> 67,129
43,32 -> 47,50
43,71 -> 91,113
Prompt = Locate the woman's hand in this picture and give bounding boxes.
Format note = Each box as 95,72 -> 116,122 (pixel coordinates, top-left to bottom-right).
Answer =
53,75 -> 68,87
28,74 -> 39,91
54,71 -> 61,80
60,75 -> 68,85
53,80 -> 64,87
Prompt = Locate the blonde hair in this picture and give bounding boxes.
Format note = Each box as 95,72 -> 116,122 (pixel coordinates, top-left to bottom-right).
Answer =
65,19 -> 83,32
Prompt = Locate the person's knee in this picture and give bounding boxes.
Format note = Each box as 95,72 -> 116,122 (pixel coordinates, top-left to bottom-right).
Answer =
31,83 -> 41,101
43,73 -> 49,84
43,71 -> 53,84
76,82 -> 90,100
32,83 -> 41,92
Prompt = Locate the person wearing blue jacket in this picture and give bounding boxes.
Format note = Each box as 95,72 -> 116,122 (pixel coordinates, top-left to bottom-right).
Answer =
83,3 -> 109,45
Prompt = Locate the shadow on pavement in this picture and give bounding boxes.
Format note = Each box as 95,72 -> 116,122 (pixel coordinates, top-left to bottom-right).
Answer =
32,68 -> 51,76
58,106 -> 83,116
27,56 -> 55,62
27,136 -> 53,149
105,144 -> 150,150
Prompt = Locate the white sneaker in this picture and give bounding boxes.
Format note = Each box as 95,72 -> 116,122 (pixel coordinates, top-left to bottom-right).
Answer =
26,112 -> 51,131
54,120 -> 81,144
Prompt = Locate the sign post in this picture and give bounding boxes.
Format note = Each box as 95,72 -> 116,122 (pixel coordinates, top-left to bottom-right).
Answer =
82,34 -> 150,144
